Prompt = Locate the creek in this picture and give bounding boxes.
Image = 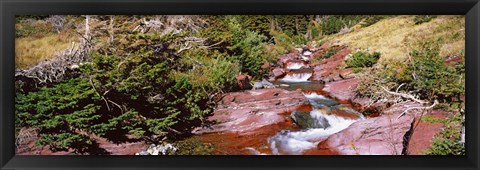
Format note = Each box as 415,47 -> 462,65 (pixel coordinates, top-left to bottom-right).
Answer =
193,49 -> 366,155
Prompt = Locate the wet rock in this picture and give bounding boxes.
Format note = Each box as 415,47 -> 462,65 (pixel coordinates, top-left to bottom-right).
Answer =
291,111 -> 330,129
236,74 -> 253,90
252,79 -> 275,90
304,92 -> 340,108
318,103 -> 418,155
193,88 -> 307,134
272,68 -> 286,78
252,82 -> 264,90
261,79 -> 274,87
330,105 -> 365,120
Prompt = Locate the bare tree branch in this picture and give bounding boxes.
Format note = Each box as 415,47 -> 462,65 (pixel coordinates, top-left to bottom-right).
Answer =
396,100 -> 438,119
379,85 -> 428,104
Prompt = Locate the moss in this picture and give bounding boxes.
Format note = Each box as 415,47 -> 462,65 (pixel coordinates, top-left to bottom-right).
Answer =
173,137 -> 214,155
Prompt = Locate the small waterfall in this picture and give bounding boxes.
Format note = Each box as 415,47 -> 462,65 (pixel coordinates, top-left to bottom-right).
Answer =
268,92 -> 363,155
303,92 -> 340,108
286,61 -> 307,70
303,51 -> 313,56
280,72 -> 313,83
269,110 -> 360,155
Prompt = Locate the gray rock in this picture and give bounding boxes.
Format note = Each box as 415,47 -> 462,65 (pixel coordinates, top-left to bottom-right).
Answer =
137,151 -> 149,155
261,79 -> 275,88
252,82 -> 264,90
291,111 -> 330,129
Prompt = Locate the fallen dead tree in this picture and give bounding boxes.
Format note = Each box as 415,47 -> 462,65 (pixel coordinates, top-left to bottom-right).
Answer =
16,15 -> 94,90
15,41 -> 91,89
377,83 -> 438,119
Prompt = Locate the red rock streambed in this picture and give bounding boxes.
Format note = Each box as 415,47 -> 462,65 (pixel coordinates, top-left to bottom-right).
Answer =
192,45 -> 444,155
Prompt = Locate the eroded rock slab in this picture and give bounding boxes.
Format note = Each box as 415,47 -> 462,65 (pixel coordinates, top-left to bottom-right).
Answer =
322,78 -> 360,102
317,103 -> 421,155
406,109 -> 450,155
194,88 -> 307,134
311,48 -> 352,82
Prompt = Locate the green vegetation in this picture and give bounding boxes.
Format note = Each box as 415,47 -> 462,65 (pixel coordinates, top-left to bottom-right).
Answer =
345,51 -> 381,73
357,40 -> 464,104
414,15 -> 437,25
396,41 -> 464,101
361,15 -> 387,27
319,15 -> 365,35
173,137 -> 214,155
425,114 -> 464,155
355,40 -> 465,155
312,46 -> 341,62
15,78 -> 101,151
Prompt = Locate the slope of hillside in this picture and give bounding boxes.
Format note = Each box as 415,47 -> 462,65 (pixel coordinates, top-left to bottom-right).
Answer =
324,15 -> 464,64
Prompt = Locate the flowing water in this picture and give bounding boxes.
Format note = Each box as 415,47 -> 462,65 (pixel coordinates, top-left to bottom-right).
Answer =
279,73 -> 312,83
266,57 -> 364,155
267,92 -> 364,155
195,56 -> 364,155
286,61 -> 307,70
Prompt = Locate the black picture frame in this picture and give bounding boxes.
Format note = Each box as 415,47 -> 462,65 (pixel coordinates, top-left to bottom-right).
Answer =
1,0 -> 479,170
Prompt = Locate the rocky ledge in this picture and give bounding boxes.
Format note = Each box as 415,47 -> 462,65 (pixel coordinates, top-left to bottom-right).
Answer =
193,88 -> 307,135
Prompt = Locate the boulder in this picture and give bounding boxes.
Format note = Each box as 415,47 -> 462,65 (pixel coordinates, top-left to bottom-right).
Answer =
236,74 -> 253,90
261,79 -> 275,88
272,68 -> 286,78
291,111 -> 330,129
318,103 -> 421,155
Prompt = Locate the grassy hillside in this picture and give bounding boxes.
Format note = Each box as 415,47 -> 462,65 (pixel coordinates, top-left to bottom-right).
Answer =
324,15 -> 464,64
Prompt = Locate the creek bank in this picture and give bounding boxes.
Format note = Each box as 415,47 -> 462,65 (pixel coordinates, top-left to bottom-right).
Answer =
193,88 -> 307,135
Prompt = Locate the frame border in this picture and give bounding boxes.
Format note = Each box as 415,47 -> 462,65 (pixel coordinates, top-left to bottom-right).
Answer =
1,0 -> 479,169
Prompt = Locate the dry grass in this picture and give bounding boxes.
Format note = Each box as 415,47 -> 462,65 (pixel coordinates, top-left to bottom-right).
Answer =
324,15 -> 465,64
16,32 -> 78,69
